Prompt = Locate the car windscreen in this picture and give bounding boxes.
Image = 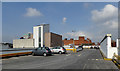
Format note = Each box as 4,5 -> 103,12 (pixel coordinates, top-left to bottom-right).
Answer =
62,47 -> 66,50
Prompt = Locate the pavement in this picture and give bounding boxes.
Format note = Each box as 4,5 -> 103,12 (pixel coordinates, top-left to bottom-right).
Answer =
2,49 -> 119,69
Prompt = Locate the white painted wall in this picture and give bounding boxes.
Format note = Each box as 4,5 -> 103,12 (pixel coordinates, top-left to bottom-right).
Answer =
108,47 -> 118,59
117,39 -> 120,56
100,34 -> 118,59
33,26 -> 40,48
33,24 -> 49,47
13,39 -> 34,48
41,26 -> 43,47
100,37 -> 107,57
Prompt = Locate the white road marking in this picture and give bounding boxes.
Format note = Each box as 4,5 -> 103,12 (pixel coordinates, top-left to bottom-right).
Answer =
83,64 -> 86,69
78,54 -> 81,56
88,59 -> 103,60
66,55 -> 69,56
66,54 -> 71,56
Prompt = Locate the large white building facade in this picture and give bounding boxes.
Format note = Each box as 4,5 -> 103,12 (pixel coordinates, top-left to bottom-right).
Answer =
33,24 -> 49,48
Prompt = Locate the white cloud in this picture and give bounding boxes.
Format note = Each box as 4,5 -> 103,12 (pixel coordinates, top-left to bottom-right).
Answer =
63,30 -> 93,40
62,4 -> 118,43
90,4 -> 118,42
91,4 -> 118,29
63,17 -> 67,24
24,8 -> 42,17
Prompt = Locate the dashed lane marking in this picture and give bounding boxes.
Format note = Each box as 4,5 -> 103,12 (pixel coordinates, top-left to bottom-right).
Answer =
78,54 -> 81,56
83,64 -> 86,70
66,55 -> 69,56
88,59 -> 103,60
66,54 -> 71,56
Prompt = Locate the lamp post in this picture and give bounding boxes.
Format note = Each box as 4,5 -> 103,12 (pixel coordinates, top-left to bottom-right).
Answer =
72,30 -> 76,53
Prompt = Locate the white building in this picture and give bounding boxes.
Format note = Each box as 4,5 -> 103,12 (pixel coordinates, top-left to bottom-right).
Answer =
33,24 -> 49,48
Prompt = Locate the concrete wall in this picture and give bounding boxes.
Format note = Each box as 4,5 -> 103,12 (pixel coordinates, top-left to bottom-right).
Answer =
13,39 -> 34,48
33,24 -> 49,47
43,24 -> 49,47
100,37 -> 107,57
33,26 -> 40,48
100,34 -> 118,59
63,36 -> 93,46
45,32 -> 62,47
45,33 -> 51,47
117,39 -> 120,56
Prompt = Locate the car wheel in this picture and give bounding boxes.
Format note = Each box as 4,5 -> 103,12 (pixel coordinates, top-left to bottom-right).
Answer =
43,53 -> 47,57
59,51 -> 62,54
90,47 -> 93,49
32,52 -> 35,56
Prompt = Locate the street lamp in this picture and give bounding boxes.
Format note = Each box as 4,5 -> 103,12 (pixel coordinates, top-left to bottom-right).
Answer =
72,30 -> 76,53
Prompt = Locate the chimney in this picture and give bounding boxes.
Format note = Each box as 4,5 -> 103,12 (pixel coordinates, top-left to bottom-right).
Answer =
64,38 -> 67,40
70,38 -> 74,40
79,36 -> 84,40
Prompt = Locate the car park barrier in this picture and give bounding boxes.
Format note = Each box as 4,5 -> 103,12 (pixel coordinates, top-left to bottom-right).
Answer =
0,50 -> 32,58
66,48 -> 77,53
112,54 -> 120,69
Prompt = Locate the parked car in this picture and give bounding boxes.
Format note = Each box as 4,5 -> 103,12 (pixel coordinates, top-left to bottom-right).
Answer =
94,46 -> 99,49
77,46 -> 83,51
51,46 -> 66,54
32,47 -> 52,56
90,47 -> 94,49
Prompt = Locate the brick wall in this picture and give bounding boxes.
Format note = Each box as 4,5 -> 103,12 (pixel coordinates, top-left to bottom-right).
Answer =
45,32 -> 62,47
63,36 -> 94,46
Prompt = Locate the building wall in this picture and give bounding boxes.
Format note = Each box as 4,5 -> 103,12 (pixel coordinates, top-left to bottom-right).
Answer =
33,26 -> 40,48
43,24 -> 49,47
63,36 -> 93,46
45,33 -> 51,47
63,40 -> 73,45
45,32 -> 62,47
51,33 -> 62,47
13,39 -> 34,48
33,24 -> 49,47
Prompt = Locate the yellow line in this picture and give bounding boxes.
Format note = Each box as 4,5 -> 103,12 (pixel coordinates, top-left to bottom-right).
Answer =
0,52 -> 32,57
66,49 -> 73,50
103,58 -> 112,61
66,49 -> 77,53
99,50 -> 112,61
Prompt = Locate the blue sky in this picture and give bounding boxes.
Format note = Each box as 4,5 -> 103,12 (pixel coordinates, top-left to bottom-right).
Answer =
2,2 -> 118,43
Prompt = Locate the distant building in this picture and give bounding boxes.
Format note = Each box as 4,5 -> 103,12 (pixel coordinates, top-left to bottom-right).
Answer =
45,32 -> 62,47
63,36 -> 94,46
33,24 -> 49,47
0,43 -> 13,49
23,32 -> 33,39
13,39 -> 34,48
13,24 -> 63,48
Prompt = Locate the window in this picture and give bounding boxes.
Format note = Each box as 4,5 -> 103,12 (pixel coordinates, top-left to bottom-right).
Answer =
57,47 -> 60,49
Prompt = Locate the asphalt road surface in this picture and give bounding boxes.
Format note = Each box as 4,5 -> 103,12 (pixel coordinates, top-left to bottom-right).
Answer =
2,49 -> 118,69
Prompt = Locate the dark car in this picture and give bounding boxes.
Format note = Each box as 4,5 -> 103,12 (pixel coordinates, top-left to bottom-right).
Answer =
90,47 -> 94,49
77,46 -> 83,51
32,47 -> 52,56
94,46 -> 99,49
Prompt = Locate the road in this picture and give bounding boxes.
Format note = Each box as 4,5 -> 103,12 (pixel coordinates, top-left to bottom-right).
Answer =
2,49 -> 118,69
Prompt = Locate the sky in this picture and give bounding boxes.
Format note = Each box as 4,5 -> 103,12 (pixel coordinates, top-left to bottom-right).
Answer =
2,2 -> 118,43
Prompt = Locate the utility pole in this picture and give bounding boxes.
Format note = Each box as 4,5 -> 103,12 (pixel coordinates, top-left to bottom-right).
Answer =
72,30 -> 76,53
